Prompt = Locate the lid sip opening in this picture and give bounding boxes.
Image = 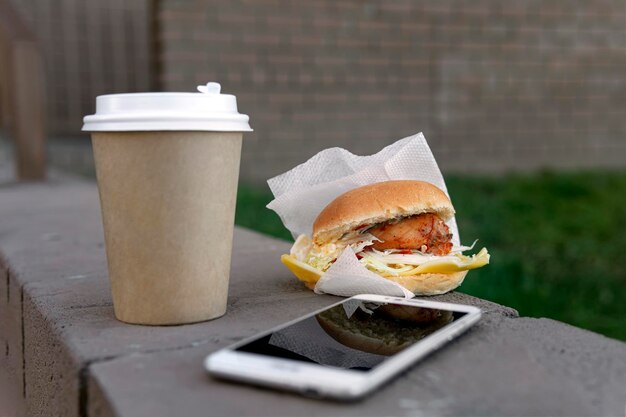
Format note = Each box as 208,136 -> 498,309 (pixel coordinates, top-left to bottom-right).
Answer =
197,82 -> 221,94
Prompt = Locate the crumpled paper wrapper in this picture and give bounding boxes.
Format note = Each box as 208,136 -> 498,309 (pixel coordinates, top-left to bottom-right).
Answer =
267,133 -> 458,298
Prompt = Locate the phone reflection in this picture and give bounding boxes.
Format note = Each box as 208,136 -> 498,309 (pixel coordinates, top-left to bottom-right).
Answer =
238,300 -> 462,371
315,301 -> 453,356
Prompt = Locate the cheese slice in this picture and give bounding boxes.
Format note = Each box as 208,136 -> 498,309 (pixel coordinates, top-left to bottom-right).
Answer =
281,254 -> 323,289
378,248 -> 490,277
281,247 -> 490,286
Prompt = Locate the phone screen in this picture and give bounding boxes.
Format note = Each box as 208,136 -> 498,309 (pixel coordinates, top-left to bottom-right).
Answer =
235,299 -> 467,372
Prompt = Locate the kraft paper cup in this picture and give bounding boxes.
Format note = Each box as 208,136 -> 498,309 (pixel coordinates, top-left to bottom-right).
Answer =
83,82 -> 252,325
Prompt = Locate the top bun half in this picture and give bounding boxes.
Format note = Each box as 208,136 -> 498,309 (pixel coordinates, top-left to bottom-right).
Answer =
312,180 -> 454,245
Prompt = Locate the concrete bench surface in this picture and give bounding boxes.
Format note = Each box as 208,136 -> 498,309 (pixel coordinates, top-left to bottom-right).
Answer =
1,178 -> 625,417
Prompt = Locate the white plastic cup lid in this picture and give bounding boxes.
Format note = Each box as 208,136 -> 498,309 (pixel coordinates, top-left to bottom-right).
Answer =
82,82 -> 252,132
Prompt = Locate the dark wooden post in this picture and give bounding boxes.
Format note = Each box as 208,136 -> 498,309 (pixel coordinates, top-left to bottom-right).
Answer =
0,0 -> 47,180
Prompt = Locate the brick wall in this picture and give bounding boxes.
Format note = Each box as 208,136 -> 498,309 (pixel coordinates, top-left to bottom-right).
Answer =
158,0 -> 626,184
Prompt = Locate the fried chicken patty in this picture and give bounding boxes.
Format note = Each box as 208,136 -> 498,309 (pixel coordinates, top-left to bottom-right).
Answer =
369,213 -> 453,255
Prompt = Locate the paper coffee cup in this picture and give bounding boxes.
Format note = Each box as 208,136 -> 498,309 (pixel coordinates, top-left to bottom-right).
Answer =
83,82 -> 252,325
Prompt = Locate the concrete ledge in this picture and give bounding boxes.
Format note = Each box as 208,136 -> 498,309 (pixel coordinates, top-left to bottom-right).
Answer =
88,315 -> 626,417
1,179 -> 624,417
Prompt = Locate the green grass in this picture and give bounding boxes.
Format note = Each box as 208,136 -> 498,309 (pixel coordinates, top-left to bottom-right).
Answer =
235,171 -> 626,341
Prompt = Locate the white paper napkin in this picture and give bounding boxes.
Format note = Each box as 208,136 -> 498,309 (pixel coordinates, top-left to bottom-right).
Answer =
267,133 -> 458,298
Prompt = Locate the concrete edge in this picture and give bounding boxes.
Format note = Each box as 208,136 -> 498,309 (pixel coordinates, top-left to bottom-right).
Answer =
0,253 -> 25,402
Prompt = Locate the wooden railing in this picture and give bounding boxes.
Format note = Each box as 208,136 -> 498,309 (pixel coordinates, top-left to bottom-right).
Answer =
0,0 -> 46,180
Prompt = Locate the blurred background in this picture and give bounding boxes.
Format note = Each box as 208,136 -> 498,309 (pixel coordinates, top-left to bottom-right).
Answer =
0,0 -> 624,340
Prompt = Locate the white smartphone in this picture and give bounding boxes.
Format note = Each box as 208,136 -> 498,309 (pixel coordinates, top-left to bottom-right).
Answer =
204,294 -> 481,401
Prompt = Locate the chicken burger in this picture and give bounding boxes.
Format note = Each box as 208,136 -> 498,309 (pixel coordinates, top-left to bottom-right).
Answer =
281,180 -> 489,295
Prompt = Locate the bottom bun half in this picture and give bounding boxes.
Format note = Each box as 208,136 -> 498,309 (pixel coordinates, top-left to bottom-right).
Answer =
282,253 -> 470,295
305,270 -> 468,295
385,271 -> 468,295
